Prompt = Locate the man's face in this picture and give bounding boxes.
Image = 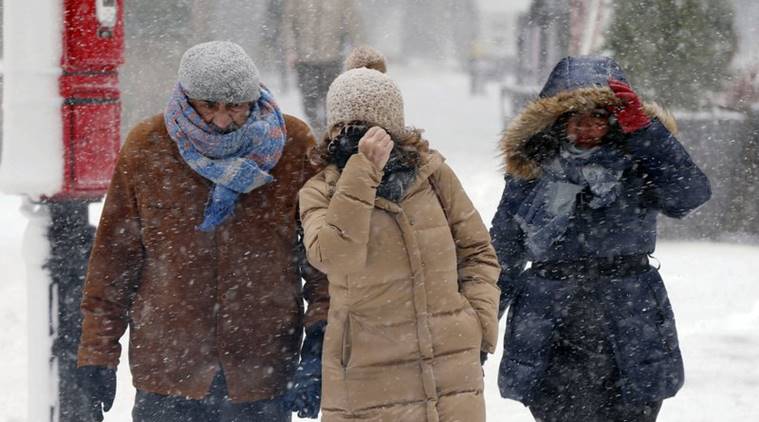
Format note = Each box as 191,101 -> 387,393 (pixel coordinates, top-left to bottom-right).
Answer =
189,99 -> 252,134
565,111 -> 610,149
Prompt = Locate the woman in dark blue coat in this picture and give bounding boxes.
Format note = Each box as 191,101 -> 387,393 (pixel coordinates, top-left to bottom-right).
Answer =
491,56 -> 711,422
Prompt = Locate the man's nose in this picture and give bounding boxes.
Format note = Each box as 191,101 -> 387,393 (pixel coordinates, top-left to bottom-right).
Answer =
212,112 -> 233,130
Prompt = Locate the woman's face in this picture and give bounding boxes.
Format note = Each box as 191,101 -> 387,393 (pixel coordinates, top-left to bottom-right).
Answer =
565,112 -> 610,149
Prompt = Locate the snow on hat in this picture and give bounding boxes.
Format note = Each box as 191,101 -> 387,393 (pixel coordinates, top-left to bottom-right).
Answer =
178,41 -> 261,103
327,48 -> 406,139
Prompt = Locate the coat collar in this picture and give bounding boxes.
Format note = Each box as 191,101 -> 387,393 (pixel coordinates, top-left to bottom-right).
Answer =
322,150 -> 445,211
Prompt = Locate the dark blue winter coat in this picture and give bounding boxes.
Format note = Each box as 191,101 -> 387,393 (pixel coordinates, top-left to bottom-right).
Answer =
491,56 -> 711,405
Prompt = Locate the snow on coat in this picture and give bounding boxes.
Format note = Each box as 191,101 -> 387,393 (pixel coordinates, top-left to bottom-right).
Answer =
77,114 -> 329,402
491,56 -> 711,405
299,150 -> 500,422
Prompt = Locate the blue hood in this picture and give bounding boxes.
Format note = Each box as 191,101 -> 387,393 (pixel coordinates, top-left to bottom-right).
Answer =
539,56 -> 628,98
501,55 -> 676,180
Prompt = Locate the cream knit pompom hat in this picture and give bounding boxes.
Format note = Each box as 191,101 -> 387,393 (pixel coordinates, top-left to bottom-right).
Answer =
326,47 -> 407,139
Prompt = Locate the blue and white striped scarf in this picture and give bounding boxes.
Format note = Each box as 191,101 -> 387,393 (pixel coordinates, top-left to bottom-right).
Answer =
164,83 -> 286,231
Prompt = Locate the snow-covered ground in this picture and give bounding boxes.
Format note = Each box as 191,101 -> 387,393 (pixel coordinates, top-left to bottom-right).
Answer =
1,66 -> 758,421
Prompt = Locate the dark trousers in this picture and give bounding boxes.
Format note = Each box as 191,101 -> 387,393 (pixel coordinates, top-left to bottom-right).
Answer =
294,60 -> 342,135
528,282 -> 663,422
132,372 -> 291,422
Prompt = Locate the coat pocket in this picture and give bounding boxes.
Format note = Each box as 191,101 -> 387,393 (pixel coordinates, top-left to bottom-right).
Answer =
463,300 -> 484,343
607,270 -> 678,366
340,314 -> 353,369
645,273 -> 680,353
502,274 -> 562,363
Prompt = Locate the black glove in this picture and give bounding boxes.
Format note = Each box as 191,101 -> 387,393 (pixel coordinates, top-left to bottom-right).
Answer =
78,365 -> 117,422
328,124 -> 369,169
480,351 -> 488,366
285,322 -> 325,419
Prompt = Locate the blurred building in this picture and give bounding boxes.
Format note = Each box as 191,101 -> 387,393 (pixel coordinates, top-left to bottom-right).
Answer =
732,0 -> 759,70
119,0 -> 495,135
513,0 -> 610,90
568,0 -> 609,56
515,0 -> 569,89
499,0 -> 611,122
726,0 -> 759,109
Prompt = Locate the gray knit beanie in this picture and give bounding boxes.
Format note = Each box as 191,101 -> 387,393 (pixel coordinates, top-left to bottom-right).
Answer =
327,48 -> 406,139
178,41 -> 261,103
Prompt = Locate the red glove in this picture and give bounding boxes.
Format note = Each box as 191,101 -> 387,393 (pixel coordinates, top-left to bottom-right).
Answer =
608,79 -> 651,133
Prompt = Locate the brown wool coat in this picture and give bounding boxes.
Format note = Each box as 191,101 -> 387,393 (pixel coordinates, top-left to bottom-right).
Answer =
299,151 -> 501,422
77,114 -> 329,402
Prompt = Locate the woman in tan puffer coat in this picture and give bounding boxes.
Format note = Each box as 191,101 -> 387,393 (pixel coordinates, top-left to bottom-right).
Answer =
298,48 -> 501,422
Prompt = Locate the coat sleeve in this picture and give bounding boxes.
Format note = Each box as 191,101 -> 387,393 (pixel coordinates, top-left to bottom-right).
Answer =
292,124 -> 330,330
297,223 -> 330,329
626,119 -> 712,218
433,163 -> 501,354
77,135 -> 145,369
298,153 -> 382,275
490,176 -> 528,320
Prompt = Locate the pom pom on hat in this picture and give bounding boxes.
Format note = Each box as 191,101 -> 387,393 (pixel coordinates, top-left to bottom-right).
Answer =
344,46 -> 387,73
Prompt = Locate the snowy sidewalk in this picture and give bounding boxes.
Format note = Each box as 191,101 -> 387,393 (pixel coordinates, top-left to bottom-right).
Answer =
1,66 -> 758,421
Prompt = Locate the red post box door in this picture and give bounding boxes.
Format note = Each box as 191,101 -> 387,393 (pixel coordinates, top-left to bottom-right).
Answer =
61,99 -> 120,198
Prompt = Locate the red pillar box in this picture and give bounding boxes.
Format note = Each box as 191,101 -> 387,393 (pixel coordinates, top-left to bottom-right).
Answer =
58,0 -> 124,200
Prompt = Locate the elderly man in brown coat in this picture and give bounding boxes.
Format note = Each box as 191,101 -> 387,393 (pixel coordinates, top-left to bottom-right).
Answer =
299,48 -> 501,422
75,41 -> 328,422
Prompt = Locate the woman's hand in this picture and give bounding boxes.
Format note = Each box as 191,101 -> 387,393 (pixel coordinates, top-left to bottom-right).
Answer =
358,126 -> 393,171
608,79 -> 651,133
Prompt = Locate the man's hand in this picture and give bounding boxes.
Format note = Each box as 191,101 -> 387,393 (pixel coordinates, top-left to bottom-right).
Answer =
358,126 -> 393,171
285,364 -> 321,419
78,366 -> 117,422
285,322 -> 325,419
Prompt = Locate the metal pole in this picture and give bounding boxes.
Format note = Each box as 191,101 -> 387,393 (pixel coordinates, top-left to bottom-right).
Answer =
46,200 -> 97,422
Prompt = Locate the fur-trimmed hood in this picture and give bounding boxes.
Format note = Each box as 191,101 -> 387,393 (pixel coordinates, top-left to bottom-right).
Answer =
499,56 -> 678,180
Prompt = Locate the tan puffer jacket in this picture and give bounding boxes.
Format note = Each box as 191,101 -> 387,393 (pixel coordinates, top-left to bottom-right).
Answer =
299,150 -> 501,422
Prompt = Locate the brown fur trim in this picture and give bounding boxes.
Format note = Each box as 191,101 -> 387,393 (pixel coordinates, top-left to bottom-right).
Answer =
499,87 -> 678,180
643,102 -> 678,134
